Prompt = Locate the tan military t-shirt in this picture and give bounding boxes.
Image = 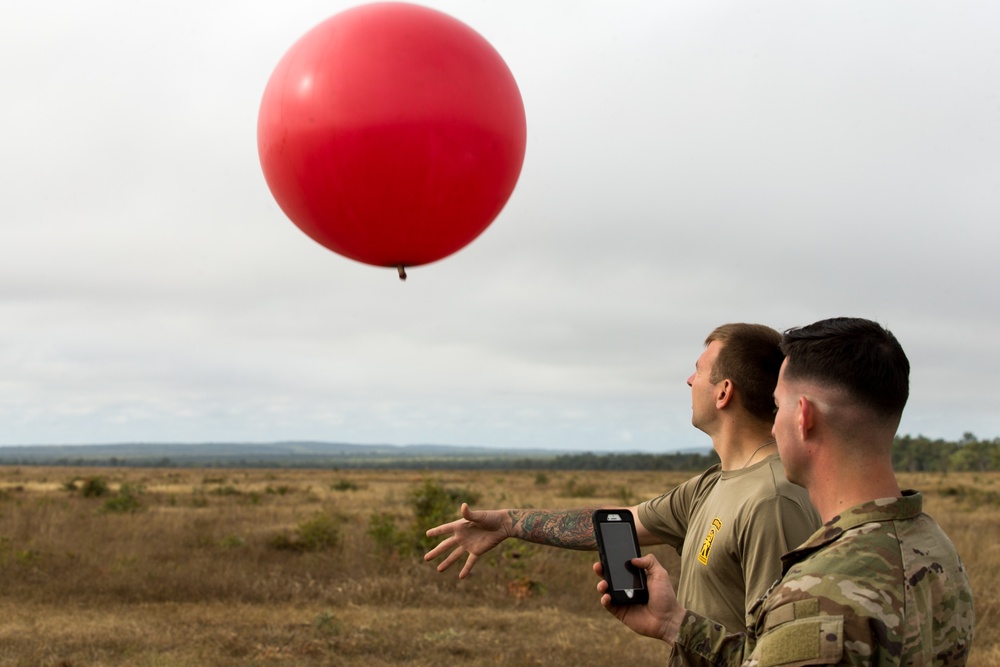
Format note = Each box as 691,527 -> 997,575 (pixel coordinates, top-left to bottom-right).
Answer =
637,455 -> 819,633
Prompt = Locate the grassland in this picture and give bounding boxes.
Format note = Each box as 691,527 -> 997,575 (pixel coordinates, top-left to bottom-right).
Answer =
0,466 -> 995,666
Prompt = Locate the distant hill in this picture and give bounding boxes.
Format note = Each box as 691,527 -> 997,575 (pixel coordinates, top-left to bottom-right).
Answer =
0,441 -> 716,470
1,433 -> 994,471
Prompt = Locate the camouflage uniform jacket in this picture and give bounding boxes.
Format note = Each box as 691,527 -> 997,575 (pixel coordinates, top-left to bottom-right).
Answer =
673,491 -> 975,666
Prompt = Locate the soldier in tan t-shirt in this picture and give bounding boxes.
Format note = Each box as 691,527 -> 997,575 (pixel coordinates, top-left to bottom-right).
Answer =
638,454 -> 818,633
425,323 -> 821,658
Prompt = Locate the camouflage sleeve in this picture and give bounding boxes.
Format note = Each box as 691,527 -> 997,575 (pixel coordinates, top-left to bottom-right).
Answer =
671,597 -> 879,666
672,609 -> 751,666
742,597 -> 846,666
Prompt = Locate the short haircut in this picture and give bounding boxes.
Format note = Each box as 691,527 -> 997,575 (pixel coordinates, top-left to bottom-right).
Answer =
779,317 -> 910,420
706,323 -> 784,423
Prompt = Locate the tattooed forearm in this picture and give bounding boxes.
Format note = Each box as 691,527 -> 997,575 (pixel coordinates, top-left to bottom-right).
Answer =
508,508 -> 599,549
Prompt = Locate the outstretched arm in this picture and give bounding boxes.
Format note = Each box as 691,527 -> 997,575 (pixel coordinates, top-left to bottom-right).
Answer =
424,503 -> 602,578
510,506 -> 600,548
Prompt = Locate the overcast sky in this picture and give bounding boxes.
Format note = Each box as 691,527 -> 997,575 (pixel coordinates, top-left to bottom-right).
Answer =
2,1 -> 997,453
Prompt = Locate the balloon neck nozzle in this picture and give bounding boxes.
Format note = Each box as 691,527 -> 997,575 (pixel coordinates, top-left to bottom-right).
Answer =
397,265 -> 407,281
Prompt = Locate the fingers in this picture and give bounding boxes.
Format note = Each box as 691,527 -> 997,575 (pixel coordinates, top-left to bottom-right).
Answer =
437,546 -> 466,573
596,576 -> 616,613
426,503 -> 476,538
458,553 -> 478,579
423,533 -> 473,577
423,535 -> 455,561
633,553 -> 660,574
428,546 -> 477,578
428,545 -> 477,578
594,562 -> 610,606
425,519 -> 459,539
423,536 -> 464,572
460,502 -> 482,522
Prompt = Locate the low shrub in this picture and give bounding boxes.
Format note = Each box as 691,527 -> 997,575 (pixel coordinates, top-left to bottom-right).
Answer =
81,477 -> 110,498
270,511 -> 341,552
100,483 -> 145,514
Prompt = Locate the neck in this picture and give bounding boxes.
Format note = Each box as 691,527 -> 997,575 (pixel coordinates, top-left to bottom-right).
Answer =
740,439 -> 777,469
806,453 -> 902,523
713,423 -> 778,471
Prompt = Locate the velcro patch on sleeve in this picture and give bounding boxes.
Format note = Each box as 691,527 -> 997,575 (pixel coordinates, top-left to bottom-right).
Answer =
757,615 -> 843,667
763,599 -> 820,633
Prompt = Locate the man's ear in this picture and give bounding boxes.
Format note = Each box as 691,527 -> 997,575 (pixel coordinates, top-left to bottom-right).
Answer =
716,379 -> 734,409
798,395 -> 816,439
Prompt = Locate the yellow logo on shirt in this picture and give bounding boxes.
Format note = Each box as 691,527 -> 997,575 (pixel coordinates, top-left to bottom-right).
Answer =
698,518 -> 723,565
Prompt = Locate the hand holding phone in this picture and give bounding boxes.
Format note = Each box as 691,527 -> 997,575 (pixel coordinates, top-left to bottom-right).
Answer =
593,509 -> 648,605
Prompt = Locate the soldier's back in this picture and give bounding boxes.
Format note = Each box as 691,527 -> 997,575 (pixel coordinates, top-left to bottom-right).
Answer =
754,493 -> 974,665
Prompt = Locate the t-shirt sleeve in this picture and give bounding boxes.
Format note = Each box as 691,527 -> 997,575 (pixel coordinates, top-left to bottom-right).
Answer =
637,471 -> 711,551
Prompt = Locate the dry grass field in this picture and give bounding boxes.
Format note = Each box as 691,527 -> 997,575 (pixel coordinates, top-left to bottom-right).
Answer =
0,466 -> 995,666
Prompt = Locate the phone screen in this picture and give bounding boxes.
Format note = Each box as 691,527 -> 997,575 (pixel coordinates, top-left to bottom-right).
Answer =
599,521 -> 644,591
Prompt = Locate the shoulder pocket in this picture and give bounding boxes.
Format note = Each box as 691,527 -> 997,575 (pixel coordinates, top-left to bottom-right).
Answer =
756,615 -> 843,667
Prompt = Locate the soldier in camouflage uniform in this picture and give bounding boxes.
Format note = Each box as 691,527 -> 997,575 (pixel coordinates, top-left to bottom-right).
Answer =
597,317 -> 975,665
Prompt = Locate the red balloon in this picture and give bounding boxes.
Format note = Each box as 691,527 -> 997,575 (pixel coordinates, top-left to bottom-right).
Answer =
257,3 -> 527,275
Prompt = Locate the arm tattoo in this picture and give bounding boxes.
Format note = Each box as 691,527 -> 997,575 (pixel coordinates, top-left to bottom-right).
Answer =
508,508 -> 598,550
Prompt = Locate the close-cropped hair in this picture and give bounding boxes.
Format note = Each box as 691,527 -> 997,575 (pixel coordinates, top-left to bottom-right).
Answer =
779,317 -> 910,420
706,323 -> 784,423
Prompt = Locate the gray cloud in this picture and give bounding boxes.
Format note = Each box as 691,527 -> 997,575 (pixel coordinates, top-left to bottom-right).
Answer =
2,1 -> 997,451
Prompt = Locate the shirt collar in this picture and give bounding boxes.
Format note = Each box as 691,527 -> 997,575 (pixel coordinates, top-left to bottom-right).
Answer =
780,490 -> 923,568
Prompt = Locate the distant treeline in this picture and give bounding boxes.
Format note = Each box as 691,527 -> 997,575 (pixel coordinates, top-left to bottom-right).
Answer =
506,450 -> 721,471
527,433 -> 999,473
892,433 -> 999,472
0,433 -> 996,471
488,433 -> 999,472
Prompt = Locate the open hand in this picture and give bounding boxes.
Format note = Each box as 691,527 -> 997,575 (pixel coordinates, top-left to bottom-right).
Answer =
424,503 -> 511,579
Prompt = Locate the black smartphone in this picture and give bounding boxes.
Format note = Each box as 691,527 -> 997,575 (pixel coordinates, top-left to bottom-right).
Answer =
592,509 -> 648,605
